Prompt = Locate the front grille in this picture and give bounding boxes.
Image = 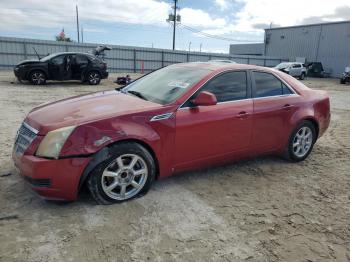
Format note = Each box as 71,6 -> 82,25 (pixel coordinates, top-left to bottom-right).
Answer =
13,122 -> 38,156
24,176 -> 51,187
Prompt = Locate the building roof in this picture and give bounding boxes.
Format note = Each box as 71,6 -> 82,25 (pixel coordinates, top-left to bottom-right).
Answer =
265,20 -> 350,31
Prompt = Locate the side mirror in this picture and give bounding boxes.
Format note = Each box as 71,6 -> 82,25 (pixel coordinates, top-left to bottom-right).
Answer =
191,91 -> 217,106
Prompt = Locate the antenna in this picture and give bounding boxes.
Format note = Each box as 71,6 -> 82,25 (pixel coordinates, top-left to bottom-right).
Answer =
32,47 -> 41,60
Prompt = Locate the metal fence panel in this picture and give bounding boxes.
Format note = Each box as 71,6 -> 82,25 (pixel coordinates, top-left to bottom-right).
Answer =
0,36 -> 288,71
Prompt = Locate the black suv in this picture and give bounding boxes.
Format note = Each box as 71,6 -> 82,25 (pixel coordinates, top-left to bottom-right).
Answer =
14,52 -> 108,85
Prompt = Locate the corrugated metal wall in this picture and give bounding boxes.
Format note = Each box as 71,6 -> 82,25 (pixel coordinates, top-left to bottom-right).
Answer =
229,43 -> 264,55
0,36 -> 287,73
265,21 -> 350,77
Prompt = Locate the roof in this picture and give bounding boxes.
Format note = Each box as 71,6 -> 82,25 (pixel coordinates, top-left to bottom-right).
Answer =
265,20 -> 350,31
47,52 -> 94,56
172,62 -> 269,72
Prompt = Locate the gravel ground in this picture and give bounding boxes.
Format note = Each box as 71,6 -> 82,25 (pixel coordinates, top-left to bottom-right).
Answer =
0,72 -> 349,262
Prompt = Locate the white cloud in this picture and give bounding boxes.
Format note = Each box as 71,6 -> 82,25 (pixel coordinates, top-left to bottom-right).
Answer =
233,0 -> 350,31
180,8 -> 227,28
0,0 -> 227,31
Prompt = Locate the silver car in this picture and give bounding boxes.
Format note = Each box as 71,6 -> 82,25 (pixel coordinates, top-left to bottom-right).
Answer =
275,62 -> 307,80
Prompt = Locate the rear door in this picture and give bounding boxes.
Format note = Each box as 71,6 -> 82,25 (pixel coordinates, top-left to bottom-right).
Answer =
72,54 -> 90,80
251,71 -> 298,153
174,71 -> 253,169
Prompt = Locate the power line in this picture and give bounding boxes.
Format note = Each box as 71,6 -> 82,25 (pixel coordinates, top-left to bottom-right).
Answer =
179,23 -> 262,43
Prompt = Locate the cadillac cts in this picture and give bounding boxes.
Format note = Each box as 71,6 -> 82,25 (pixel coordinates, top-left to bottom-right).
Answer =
12,63 -> 330,204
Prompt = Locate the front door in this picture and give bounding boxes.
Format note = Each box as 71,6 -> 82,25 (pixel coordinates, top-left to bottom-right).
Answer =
49,54 -> 72,80
174,70 -> 253,169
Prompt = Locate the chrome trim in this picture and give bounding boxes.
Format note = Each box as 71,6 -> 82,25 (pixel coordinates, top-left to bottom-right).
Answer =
253,93 -> 299,100
177,69 -> 299,111
179,98 -> 253,110
150,112 -> 173,122
23,122 -> 39,134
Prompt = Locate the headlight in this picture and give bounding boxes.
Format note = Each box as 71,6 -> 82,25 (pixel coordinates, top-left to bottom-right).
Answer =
36,126 -> 76,159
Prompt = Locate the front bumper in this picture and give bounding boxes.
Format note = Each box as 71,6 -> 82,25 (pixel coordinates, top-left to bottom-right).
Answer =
13,153 -> 91,201
101,70 -> 109,79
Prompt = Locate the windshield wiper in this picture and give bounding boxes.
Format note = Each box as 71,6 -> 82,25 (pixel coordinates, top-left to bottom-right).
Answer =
127,90 -> 148,101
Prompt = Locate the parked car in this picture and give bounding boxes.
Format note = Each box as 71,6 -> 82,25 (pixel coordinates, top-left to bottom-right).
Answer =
340,66 -> 350,84
14,52 -> 108,85
13,63 -> 330,204
305,62 -> 329,78
275,62 -> 307,80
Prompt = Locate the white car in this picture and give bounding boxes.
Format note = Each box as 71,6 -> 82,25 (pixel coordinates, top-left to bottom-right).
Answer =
208,59 -> 236,64
275,62 -> 307,80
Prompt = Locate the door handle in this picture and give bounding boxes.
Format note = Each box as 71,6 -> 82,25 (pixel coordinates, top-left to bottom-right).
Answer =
282,104 -> 293,111
237,111 -> 249,119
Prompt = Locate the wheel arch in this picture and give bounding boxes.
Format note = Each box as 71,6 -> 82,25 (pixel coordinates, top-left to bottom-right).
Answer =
77,138 -> 160,193
302,117 -> 319,139
26,68 -> 48,80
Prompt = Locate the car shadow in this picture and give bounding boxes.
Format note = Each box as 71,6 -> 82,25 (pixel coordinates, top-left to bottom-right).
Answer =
43,155 -> 288,207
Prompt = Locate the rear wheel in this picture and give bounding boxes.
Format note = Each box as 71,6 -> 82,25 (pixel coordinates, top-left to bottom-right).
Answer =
87,142 -> 156,204
285,121 -> 316,162
299,72 -> 306,80
29,70 -> 46,85
87,71 -> 101,85
340,78 -> 346,84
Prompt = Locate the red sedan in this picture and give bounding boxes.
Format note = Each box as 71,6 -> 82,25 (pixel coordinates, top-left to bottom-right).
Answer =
12,63 -> 330,204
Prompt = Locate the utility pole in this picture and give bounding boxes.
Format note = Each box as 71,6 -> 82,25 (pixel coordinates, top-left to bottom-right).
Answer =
200,43 -> 202,52
81,27 -> 84,43
188,41 -> 191,52
76,5 -> 80,43
172,0 -> 178,50
166,0 -> 181,50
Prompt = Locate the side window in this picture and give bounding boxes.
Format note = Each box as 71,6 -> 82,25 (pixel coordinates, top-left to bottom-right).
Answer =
50,55 -> 65,65
254,72 -> 293,97
282,83 -> 293,95
75,55 -> 89,65
199,71 -> 247,103
293,64 -> 301,68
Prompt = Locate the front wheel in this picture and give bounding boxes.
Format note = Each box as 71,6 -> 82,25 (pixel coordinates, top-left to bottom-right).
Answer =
285,121 -> 316,162
87,71 -> 101,85
29,70 -> 46,85
87,142 -> 156,204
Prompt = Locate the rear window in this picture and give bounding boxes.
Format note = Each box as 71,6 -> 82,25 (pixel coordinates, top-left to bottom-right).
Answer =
253,72 -> 294,97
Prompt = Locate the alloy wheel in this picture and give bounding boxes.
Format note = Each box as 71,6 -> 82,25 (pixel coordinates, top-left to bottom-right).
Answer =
89,73 -> 100,84
101,154 -> 148,201
32,72 -> 45,85
292,126 -> 313,158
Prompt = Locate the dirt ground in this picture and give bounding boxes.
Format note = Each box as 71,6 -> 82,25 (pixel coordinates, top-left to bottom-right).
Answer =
0,71 -> 349,262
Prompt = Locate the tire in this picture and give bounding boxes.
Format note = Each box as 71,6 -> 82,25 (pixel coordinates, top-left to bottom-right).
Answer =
87,142 -> 156,204
87,71 -> 101,85
29,70 -> 46,85
299,72 -> 306,80
284,120 -> 316,162
340,78 -> 346,84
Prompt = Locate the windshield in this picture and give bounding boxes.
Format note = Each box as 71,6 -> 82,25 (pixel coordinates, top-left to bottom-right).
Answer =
123,65 -> 211,105
275,63 -> 291,69
40,53 -> 61,62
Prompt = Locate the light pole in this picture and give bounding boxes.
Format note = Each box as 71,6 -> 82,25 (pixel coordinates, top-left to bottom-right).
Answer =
188,41 -> 191,52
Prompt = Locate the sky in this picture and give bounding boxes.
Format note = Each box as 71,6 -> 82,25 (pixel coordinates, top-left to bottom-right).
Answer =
0,0 -> 349,53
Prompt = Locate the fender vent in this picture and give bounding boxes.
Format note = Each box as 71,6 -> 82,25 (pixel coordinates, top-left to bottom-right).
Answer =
150,112 -> 173,122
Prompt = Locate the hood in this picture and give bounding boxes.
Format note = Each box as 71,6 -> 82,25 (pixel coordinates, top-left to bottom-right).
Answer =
16,59 -> 42,66
25,90 -> 161,134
